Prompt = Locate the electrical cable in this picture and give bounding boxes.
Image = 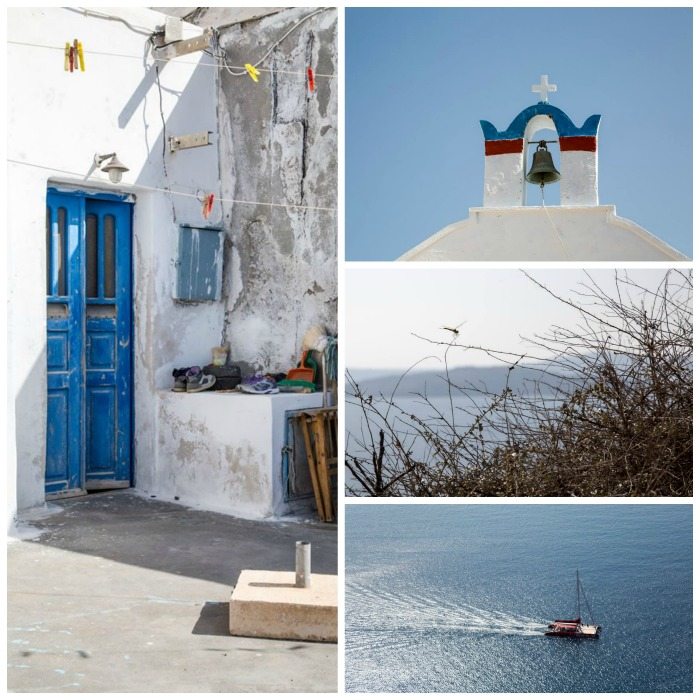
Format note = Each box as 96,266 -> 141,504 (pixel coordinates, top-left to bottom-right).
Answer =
202,8 -> 330,77
7,40 -> 336,78
153,58 -> 178,223
7,158 -> 337,212
71,7 -> 154,36
8,9 -> 338,215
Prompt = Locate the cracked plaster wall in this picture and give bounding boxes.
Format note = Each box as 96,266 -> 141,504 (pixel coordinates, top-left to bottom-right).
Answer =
216,8 -> 338,372
154,391 -> 323,519
7,8 -> 221,514
8,7 -> 337,519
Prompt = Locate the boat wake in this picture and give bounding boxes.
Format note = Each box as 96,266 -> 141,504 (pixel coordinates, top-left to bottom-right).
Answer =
346,580 -> 547,651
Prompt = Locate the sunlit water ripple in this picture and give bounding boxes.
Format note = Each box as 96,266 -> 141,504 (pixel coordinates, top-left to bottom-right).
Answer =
345,505 -> 692,693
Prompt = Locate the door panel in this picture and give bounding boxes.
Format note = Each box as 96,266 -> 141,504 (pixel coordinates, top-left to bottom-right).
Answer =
45,193 -> 84,495
84,199 -> 132,489
45,190 -> 132,496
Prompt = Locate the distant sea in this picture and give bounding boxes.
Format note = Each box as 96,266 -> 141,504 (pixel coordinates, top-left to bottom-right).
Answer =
345,505 -> 693,693
346,366 -> 564,494
345,393 -> 553,494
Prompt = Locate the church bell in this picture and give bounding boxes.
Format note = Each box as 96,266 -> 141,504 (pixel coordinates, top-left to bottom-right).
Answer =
526,140 -> 560,187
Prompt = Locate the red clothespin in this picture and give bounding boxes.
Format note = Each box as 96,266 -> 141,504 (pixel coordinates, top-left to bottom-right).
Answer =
306,66 -> 315,93
202,193 -> 215,220
69,44 -> 75,72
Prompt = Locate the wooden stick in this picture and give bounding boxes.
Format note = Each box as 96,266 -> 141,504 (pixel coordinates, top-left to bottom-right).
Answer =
299,415 -> 325,521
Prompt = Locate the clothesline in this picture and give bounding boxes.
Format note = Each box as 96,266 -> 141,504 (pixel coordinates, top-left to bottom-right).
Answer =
8,159 -> 338,213
7,40 -> 337,79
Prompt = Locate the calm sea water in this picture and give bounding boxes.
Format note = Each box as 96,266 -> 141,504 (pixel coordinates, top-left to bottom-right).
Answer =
345,505 -> 692,693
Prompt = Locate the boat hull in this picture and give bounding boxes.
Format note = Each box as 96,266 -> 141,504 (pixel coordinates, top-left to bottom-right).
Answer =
544,630 -> 600,638
545,624 -> 601,639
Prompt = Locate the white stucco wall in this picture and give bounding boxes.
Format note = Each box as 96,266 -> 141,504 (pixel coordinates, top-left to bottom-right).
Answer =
398,205 -> 688,261
483,114 -> 601,208
560,151 -> 598,206
154,392 -> 323,519
483,152 -> 525,207
7,8 -> 221,517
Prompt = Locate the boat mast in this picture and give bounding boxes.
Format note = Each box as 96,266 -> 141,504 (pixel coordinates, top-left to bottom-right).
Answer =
579,575 -> 596,624
576,569 -> 581,620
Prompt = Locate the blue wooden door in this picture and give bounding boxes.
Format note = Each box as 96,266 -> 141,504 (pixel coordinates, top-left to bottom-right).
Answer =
46,192 -> 84,496
45,190 -> 132,497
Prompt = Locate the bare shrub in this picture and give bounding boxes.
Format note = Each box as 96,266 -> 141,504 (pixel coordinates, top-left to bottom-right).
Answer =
345,270 -> 692,497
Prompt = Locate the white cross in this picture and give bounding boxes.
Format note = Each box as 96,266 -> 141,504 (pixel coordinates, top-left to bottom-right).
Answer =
531,74 -> 557,103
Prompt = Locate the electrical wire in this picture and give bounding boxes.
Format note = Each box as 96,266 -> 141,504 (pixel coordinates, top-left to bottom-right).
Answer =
10,5 -> 336,80
195,8 -> 331,78
8,9 -> 338,215
71,4 -> 331,61
7,158 -> 337,213
70,7 -> 155,36
153,59 -> 178,223
6,40 -> 336,79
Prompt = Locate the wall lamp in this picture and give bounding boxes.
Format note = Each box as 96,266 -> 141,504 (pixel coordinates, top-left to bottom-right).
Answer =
94,153 -> 129,184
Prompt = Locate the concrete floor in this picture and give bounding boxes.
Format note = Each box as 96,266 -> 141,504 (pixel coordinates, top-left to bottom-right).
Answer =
8,490 -> 338,692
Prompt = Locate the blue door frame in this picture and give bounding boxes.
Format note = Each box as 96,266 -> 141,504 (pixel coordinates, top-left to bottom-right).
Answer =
45,188 -> 133,497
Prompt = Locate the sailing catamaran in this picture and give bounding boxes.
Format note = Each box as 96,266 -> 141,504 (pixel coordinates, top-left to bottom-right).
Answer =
545,570 -> 601,639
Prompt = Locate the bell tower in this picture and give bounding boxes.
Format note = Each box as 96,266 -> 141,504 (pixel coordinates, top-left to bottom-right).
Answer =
480,76 -> 601,207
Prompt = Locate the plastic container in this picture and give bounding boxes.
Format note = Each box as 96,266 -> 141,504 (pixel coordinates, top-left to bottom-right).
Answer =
211,345 -> 229,367
287,367 -> 314,382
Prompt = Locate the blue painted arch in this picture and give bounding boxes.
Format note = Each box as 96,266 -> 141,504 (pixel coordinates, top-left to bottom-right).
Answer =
480,103 -> 601,141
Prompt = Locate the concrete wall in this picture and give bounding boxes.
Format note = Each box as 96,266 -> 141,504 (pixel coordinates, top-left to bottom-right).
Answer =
215,8 -> 338,373
155,391 -> 323,519
483,152 -> 526,208
560,151 -> 598,206
7,8 -> 220,515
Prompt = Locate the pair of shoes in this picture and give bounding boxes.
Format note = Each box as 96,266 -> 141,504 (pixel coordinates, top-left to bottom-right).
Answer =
172,367 -> 189,392
240,379 -> 279,395
186,366 -> 216,392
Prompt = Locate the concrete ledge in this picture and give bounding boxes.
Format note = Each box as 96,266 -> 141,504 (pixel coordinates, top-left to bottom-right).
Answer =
229,570 -> 337,642
154,390 -> 324,519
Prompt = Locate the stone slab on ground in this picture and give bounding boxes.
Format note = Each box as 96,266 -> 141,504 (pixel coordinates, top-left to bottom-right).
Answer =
8,490 -> 337,693
230,569 -> 337,642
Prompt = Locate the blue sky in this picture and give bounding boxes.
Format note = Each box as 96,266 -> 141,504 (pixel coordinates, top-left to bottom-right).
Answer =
347,269 -> 683,369
346,8 -> 692,260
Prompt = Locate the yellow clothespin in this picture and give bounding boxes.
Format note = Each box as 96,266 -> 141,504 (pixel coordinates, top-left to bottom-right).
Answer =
64,42 -> 71,71
77,41 -> 85,72
244,63 -> 260,83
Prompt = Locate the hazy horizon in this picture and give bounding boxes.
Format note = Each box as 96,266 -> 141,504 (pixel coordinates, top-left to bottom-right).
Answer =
346,269 -> 685,370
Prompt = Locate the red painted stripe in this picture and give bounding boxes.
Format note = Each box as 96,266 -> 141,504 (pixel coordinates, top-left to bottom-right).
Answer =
560,136 -> 597,152
485,139 -> 524,156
